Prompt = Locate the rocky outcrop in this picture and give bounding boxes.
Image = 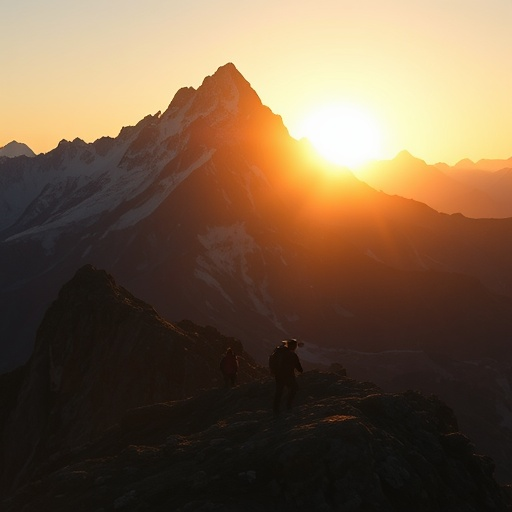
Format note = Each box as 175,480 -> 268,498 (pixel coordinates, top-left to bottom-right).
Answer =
0,264 -> 265,494
2,371 -> 510,511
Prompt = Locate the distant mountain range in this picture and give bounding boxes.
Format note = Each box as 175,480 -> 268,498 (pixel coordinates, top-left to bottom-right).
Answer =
0,141 -> 36,158
358,150 -> 512,217
2,63 -> 512,481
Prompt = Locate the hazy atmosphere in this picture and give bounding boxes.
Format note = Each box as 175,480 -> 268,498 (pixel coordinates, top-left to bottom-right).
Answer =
2,0 -> 512,164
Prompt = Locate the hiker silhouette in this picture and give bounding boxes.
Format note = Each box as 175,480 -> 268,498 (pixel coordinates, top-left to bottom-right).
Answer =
270,338 -> 303,416
220,347 -> 239,387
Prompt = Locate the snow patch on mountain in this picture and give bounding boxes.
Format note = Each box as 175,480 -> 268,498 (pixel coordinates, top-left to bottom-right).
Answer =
365,248 -> 384,263
195,222 -> 281,324
0,137 -> 134,236
196,223 -> 257,277
332,303 -> 355,318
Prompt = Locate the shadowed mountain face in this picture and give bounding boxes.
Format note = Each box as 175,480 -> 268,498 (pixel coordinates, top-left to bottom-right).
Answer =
0,265 -> 265,494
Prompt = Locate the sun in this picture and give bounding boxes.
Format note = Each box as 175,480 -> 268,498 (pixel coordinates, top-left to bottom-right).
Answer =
297,104 -> 383,169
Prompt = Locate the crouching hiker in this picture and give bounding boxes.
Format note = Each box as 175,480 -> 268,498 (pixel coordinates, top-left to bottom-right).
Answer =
269,338 -> 303,416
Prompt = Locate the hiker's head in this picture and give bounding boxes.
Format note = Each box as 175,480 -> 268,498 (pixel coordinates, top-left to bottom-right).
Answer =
226,347 -> 234,355
286,338 -> 298,351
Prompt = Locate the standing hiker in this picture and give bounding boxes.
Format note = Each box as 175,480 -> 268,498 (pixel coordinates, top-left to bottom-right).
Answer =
269,338 -> 303,416
220,347 -> 239,387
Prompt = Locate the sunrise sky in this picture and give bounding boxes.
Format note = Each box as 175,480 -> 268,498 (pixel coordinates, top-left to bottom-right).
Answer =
2,0 -> 512,165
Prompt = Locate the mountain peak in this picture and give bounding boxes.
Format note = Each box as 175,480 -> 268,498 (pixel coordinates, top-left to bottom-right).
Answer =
206,62 -> 253,93
163,62 -> 262,122
394,149 -> 426,165
210,62 -> 244,81
0,140 -> 36,158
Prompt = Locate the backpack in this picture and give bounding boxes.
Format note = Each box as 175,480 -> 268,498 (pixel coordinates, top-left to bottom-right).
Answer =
268,345 -> 286,375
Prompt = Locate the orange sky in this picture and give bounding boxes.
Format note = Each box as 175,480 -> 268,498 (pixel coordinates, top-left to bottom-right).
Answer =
2,0 -> 512,165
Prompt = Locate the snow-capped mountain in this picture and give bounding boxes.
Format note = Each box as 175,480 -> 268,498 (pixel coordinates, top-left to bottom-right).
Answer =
0,141 -> 36,158
3,62 -> 512,481
2,62 -> 512,369
0,64 -> 512,368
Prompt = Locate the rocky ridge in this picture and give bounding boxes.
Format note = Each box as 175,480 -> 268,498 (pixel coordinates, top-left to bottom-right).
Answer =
1,265 -> 511,511
2,372 -> 510,511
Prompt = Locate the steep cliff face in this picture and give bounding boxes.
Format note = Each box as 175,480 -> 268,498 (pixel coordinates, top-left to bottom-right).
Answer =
0,265 -> 265,493
2,371 -> 510,511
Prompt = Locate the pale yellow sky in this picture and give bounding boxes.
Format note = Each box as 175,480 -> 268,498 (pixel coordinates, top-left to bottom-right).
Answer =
2,0 -> 511,165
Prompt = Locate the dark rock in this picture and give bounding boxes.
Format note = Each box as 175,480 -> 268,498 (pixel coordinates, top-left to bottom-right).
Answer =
0,266 -> 510,510
0,265 -> 265,494
1,372 -> 510,511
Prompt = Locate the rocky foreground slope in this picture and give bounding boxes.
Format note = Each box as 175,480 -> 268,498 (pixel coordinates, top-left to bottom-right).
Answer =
2,372 -> 511,511
1,265 -> 511,511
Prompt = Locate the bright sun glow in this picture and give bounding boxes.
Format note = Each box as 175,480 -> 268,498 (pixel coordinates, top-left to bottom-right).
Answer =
298,104 -> 383,169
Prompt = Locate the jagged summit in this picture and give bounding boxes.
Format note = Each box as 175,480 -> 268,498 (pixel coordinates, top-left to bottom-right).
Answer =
202,62 -> 250,90
162,62 -> 269,128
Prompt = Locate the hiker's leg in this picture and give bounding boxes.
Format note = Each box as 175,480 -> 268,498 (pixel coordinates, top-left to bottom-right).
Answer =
273,378 -> 285,414
286,379 -> 298,410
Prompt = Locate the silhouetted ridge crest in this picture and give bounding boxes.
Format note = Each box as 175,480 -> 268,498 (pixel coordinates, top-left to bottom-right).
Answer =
1,265 -> 265,493
53,264 -> 158,318
162,62 -> 270,125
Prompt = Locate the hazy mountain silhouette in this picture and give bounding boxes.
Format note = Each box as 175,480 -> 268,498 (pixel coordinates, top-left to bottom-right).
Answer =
3,63 -> 512,481
0,140 -> 36,158
439,161 -> 512,217
451,156 -> 512,173
1,267 -> 510,511
358,150 -> 506,217
359,151 -> 512,218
